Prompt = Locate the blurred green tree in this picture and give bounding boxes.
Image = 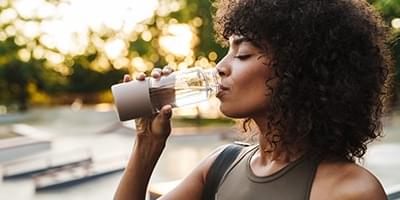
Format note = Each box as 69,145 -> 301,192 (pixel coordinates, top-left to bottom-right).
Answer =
368,0 -> 400,107
0,0 -> 399,111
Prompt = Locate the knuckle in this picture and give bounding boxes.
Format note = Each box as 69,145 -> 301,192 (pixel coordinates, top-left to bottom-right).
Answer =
162,68 -> 171,74
151,71 -> 160,76
135,118 -> 153,134
152,68 -> 161,73
136,73 -> 145,80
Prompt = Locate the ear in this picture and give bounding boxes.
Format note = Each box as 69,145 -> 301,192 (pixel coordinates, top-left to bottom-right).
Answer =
257,53 -> 276,67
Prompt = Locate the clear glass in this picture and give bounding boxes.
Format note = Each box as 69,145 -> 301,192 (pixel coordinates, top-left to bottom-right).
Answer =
149,67 -> 220,112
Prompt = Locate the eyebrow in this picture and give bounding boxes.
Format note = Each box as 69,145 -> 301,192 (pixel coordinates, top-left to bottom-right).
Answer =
231,36 -> 266,51
232,37 -> 251,46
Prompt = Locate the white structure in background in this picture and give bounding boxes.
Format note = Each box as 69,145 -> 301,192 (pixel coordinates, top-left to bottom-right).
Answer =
1,148 -> 92,179
0,124 -> 51,163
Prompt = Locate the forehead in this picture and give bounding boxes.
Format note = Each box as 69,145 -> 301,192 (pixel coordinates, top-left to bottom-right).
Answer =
229,35 -> 251,46
228,35 -> 265,52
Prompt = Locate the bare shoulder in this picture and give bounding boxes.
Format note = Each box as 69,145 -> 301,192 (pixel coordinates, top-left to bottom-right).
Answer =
312,160 -> 387,200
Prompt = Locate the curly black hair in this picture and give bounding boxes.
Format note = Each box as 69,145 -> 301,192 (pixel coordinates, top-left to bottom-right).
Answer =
213,0 -> 393,161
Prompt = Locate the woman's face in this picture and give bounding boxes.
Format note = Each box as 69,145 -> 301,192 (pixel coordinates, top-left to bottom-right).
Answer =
216,35 -> 276,118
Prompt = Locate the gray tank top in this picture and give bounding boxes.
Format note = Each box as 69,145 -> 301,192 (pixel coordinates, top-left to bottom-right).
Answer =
215,146 -> 320,200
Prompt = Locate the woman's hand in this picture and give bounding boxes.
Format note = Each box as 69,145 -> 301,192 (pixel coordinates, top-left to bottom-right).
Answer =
114,67 -> 174,200
123,67 -> 173,141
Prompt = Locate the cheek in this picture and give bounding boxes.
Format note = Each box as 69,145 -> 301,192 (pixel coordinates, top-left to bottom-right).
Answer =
220,78 -> 270,118
219,58 -> 274,118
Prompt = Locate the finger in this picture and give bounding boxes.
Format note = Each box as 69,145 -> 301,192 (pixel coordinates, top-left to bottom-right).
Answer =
151,68 -> 162,79
159,104 -> 172,122
135,73 -> 146,81
162,67 -> 173,75
135,118 -> 145,133
152,105 -> 172,136
123,74 -> 132,82
135,118 -> 151,134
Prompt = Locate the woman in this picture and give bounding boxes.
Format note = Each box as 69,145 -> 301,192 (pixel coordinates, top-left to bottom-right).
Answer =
114,0 -> 392,199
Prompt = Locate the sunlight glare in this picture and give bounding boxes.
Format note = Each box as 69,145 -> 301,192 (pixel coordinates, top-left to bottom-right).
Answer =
208,52 -> 218,61
33,46 -> 45,60
114,58 -> 130,69
141,30 -> 153,42
0,0 -> 7,8
39,34 -> 56,49
21,21 -> 40,39
14,35 -> 27,46
9,0 -> 158,58
104,39 -> 126,60
159,24 -> 194,57
392,18 -> 400,29
0,31 -> 7,41
13,0 -> 44,19
131,57 -> 149,72
36,1 -> 56,18
45,51 -> 65,64
17,48 -> 31,62
0,8 -> 17,24
5,25 -> 16,36
93,56 -> 111,71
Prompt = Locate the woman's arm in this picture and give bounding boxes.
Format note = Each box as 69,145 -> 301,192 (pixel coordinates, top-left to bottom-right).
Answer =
114,69 -> 230,200
114,134 -> 168,200
114,70 -> 173,200
114,128 -> 227,200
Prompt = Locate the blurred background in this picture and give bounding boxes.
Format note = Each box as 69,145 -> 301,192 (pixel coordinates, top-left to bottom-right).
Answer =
0,0 -> 399,199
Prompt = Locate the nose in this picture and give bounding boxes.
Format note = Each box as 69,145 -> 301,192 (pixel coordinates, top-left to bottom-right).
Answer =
216,55 -> 230,77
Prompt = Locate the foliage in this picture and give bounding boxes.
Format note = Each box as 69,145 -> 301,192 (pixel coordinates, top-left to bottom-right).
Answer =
368,0 -> 400,106
0,0 -> 399,111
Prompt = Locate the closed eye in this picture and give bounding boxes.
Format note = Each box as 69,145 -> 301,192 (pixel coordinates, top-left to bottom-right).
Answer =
233,54 -> 252,60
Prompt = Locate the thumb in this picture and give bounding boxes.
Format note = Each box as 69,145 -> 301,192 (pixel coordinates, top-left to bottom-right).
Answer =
153,104 -> 172,127
159,105 -> 172,123
152,105 -> 172,136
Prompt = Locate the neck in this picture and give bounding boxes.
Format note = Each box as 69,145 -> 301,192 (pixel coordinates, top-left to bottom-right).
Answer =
252,116 -> 308,163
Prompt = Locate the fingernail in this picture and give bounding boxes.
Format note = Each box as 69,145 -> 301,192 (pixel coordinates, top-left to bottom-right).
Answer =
164,105 -> 172,114
151,72 -> 160,78
136,73 -> 144,79
163,68 -> 171,74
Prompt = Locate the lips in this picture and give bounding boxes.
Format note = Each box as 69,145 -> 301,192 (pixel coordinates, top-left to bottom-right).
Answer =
216,84 -> 230,99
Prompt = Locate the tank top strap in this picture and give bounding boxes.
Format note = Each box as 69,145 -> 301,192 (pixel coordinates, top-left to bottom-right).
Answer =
217,145 -> 258,188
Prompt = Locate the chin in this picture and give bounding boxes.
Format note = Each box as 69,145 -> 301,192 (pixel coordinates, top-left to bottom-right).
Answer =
219,105 -> 250,119
219,102 -> 269,119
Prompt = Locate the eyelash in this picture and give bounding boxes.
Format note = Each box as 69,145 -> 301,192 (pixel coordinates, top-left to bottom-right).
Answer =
233,54 -> 251,60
